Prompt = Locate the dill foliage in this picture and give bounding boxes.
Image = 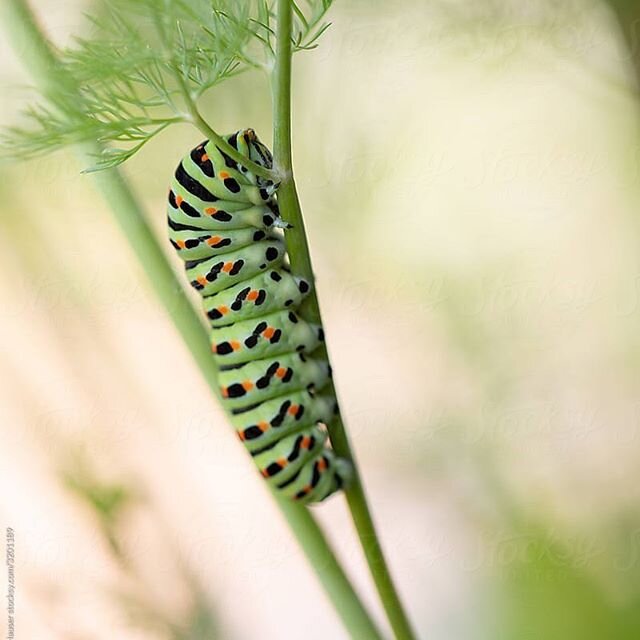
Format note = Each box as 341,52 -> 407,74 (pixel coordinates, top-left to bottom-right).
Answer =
3,0 -> 333,171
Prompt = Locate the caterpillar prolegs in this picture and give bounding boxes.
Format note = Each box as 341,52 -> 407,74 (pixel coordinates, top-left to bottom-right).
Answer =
167,128 -> 352,504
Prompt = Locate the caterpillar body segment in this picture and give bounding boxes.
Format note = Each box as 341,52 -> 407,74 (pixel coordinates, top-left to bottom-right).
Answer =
185,239 -> 285,296
168,225 -> 265,262
202,270 -> 311,327
168,195 -> 276,230
218,351 -> 331,409
211,309 -> 323,366
255,425 -> 329,485
230,391 -> 337,453
168,128 -> 352,504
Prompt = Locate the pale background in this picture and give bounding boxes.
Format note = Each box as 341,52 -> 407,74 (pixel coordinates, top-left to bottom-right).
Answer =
1,0 -> 640,638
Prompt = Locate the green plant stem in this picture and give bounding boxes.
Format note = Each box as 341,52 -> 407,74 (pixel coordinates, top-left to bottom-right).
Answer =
172,67 -> 277,182
272,2 -> 417,639
190,105 -> 277,182
2,1 -> 383,638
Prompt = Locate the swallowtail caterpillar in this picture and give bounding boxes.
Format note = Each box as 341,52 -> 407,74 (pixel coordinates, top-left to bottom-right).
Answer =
168,128 -> 352,503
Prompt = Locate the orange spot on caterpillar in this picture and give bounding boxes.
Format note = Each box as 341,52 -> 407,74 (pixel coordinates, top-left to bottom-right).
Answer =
221,387 -> 229,398
206,236 -> 222,246
222,262 -> 233,273
176,195 -> 183,206
262,327 -> 275,339
261,468 -> 270,478
238,431 -> 246,441
288,405 -> 299,416
205,207 -> 217,215
318,458 -> 328,471
275,367 -> 287,379
201,154 -> 209,161
277,458 -> 287,468
230,341 -> 241,351
242,380 -> 254,391
218,306 -> 229,315
257,421 -> 269,432
196,276 -> 207,286
301,436 -> 312,449
176,240 -> 186,249
247,290 -> 259,301
219,171 -> 230,179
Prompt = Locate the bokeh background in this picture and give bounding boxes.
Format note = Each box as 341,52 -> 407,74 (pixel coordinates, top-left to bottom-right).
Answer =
2,0 -> 640,638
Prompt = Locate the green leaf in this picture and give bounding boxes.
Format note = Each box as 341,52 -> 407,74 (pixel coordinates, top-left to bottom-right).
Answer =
2,0 -> 286,169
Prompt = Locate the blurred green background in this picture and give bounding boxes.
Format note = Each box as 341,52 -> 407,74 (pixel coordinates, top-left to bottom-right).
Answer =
1,0 -> 640,638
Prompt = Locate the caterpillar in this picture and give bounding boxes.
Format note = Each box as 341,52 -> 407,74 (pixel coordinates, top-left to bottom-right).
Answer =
167,128 -> 352,504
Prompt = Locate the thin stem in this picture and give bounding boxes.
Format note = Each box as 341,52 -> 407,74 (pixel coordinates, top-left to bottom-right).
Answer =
174,71 -> 278,181
291,1 -> 309,32
276,497 -> 384,640
272,0 -> 293,174
190,104 -> 277,182
2,1 -> 383,638
272,1 -> 417,639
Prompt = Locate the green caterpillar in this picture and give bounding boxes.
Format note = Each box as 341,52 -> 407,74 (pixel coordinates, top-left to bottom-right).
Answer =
167,128 -> 352,504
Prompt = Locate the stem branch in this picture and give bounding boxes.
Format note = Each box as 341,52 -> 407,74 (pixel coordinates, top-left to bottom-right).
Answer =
272,1 -> 417,639
178,77 -> 278,182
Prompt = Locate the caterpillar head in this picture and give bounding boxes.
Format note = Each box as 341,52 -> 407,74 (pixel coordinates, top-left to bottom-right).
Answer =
237,128 -> 279,193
